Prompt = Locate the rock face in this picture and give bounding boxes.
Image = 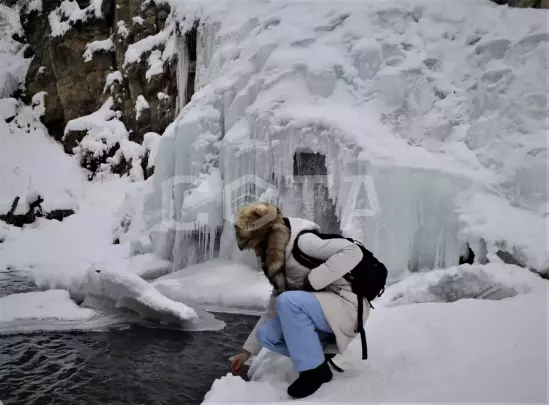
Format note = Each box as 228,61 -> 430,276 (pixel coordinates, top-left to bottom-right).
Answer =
22,0 -> 178,149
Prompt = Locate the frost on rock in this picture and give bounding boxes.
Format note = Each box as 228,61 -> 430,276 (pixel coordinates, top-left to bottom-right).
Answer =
64,98 -> 145,180
83,36 -> 114,62
141,0 -> 548,275
48,0 -> 104,37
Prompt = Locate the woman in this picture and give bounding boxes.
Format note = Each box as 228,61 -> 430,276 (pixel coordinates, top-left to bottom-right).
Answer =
230,202 -> 369,399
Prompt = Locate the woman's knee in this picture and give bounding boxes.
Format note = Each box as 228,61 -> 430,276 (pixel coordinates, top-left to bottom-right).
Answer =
276,290 -> 311,311
256,320 -> 281,345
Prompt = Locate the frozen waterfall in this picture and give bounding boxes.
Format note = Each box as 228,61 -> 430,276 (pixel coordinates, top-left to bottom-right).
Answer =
142,28 -> 480,278
140,0 -> 547,277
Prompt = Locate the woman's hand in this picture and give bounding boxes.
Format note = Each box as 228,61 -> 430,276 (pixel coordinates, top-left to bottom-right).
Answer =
231,351 -> 251,374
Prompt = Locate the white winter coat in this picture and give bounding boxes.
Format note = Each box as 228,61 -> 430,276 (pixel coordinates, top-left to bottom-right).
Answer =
243,217 -> 370,356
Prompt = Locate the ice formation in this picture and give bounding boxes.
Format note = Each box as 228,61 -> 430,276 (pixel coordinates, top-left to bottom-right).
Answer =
141,0 -> 548,276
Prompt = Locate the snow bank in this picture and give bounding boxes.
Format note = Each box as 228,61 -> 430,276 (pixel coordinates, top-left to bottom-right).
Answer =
204,290 -> 547,403
0,4 -> 31,98
153,259 -> 271,314
0,289 -> 96,322
144,0 -> 547,274
377,262 -> 546,307
0,178 -> 131,291
0,101 -> 84,215
83,36 -> 114,62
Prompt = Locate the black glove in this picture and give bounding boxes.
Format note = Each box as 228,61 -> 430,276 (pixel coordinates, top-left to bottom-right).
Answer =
302,276 -> 315,292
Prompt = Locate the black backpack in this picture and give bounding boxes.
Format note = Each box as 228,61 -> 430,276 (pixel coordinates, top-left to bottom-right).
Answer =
291,229 -> 388,360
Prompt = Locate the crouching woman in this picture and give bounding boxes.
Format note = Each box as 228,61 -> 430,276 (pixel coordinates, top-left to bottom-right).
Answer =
230,202 -> 369,399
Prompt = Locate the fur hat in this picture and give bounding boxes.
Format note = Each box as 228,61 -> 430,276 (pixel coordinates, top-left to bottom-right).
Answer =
234,202 -> 290,292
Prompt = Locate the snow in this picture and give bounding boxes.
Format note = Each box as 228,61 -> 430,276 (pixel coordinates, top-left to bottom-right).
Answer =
154,259 -> 271,314
132,16 -> 145,25
146,49 -> 164,81
0,100 -> 84,215
124,24 -> 174,66
457,192 -> 549,274
0,289 -> 96,323
83,36 -> 114,62
157,92 -> 170,101
104,70 -> 123,93
377,262 -> 546,307
135,95 -> 150,120
144,0 -> 548,274
204,290 -> 547,403
117,20 -> 129,39
143,132 -> 161,169
26,0 -> 42,14
48,0 -> 104,38
0,4 -> 30,98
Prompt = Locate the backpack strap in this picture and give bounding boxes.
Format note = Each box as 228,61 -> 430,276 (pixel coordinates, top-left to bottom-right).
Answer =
291,229 -> 325,269
356,295 -> 368,360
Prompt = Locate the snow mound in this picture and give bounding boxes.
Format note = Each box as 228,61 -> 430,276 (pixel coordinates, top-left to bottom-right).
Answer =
377,263 -> 545,307
0,101 -> 84,215
153,259 -> 271,314
204,291 -> 547,403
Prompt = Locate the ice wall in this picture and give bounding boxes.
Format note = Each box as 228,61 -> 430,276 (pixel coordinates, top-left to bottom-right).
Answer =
143,0 -> 547,275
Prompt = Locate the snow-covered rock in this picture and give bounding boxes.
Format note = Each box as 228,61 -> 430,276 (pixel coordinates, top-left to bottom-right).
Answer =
377,263 -> 546,307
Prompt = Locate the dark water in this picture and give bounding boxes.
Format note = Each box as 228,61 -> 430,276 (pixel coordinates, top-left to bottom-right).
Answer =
0,274 -> 258,405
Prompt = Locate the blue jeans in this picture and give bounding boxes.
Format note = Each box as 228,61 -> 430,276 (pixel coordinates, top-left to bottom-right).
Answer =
256,291 -> 335,372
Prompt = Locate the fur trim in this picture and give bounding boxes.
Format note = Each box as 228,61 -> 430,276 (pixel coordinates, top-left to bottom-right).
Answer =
234,203 -> 290,292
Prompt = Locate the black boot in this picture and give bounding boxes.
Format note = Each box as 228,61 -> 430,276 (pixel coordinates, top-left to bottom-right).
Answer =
287,361 -> 333,399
